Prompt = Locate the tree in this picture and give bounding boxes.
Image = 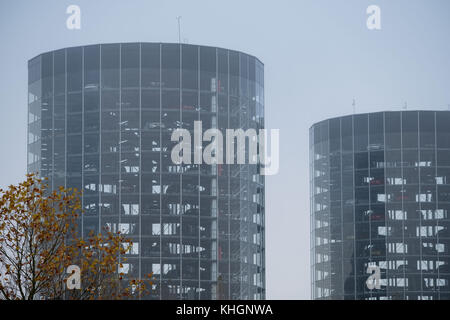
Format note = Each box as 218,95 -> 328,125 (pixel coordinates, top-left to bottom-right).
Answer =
0,173 -> 153,300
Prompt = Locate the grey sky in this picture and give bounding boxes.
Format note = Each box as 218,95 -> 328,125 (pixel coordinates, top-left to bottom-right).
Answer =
1,0 -> 450,299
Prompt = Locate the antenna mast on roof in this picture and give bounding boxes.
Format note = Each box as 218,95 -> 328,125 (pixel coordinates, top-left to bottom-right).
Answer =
403,102 -> 408,110
177,16 -> 182,44
352,98 -> 356,114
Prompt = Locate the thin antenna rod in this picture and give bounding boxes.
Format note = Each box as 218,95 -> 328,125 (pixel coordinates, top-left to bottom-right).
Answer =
177,16 -> 182,44
352,98 -> 356,114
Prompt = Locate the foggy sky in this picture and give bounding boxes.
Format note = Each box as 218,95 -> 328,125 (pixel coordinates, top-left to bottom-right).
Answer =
1,0 -> 450,299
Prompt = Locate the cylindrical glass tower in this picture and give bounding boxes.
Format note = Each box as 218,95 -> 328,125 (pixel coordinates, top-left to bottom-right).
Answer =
310,111 -> 450,300
27,43 -> 265,300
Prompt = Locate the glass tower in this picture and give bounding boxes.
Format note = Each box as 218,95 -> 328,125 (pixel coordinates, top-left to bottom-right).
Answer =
310,111 -> 450,300
27,43 -> 265,300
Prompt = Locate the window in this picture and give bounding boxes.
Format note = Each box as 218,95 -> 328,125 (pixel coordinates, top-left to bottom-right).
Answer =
67,47 -> 82,92
354,114 -> 368,152
385,112 -> 401,149
121,43 -> 140,88
101,44 -> 120,89
182,45 -> 198,90
142,43 -> 160,88
200,46 -> 216,91
437,112 -> 450,149
369,112 -> 384,147
162,44 -> 180,88
84,45 -> 100,88
402,111 -> 418,149
123,203 -> 139,215
419,111 -> 435,148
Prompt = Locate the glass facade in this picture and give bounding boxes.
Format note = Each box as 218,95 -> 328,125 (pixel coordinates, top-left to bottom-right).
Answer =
310,111 -> 450,300
27,43 -> 265,300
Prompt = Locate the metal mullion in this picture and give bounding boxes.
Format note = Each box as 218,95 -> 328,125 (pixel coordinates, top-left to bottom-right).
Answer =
246,54 -> 251,299
81,47 -> 85,238
138,42 -> 142,297
27,70 -> 29,173
52,52 -> 55,191
310,128 -> 313,299
64,49 -> 67,190
214,47 -> 220,298
99,45 -> 102,242
400,111 -> 405,299
159,43 -> 162,299
383,112 -> 388,299
435,111 -> 440,300
118,44 -> 122,291
227,49 -> 231,299
352,114 -> 357,300
326,121 -> 331,298
368,115 -> 372,299
197,45 -> 201,300
179,43 -> 183,300
260,62 -> 266,298
417,112 -> 422,298
238,53 -> 242,299
340,118 -> 345,299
